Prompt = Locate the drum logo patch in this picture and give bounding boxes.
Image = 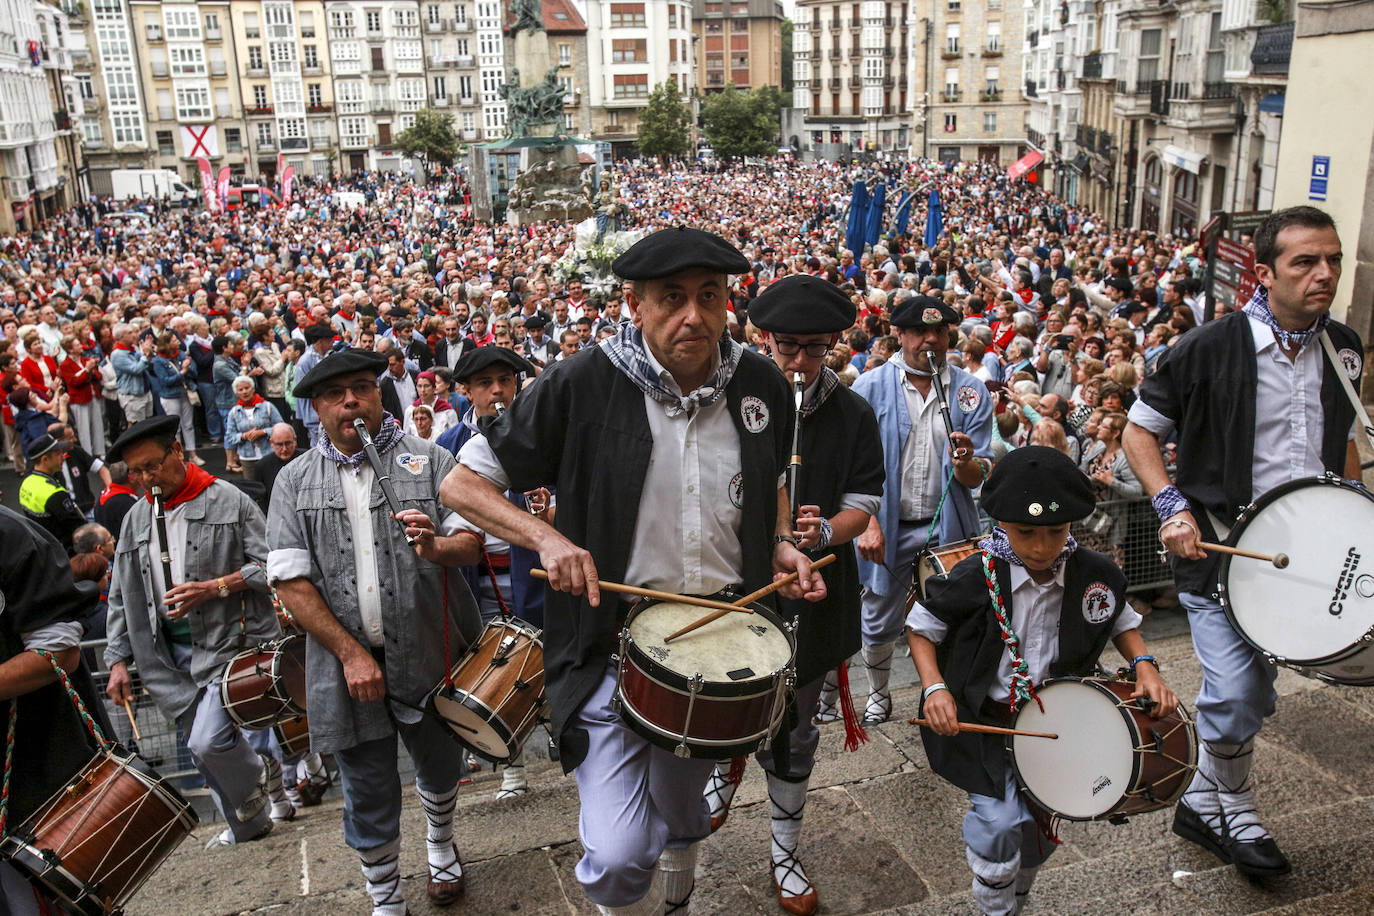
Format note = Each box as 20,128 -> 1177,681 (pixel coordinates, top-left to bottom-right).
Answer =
1329,546 -> 1361,616
1083,582 -> 1115,624
956,385 -> 980,412
1339,348 -> 1362,381
1092,775 -> 1112,796
647,646 -> 669,661
741,396 -> 770,433
395,453 -> 429,474
729,472 -> 744,509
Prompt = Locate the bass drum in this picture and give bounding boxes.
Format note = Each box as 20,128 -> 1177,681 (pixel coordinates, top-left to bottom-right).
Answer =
909,538 -> 983,608
1218,475 -> 1374,685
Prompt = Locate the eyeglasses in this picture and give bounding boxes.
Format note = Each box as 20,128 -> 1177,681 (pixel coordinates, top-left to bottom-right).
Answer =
127,448 -> 172,477
315,379 -> 380,404
771,338 -> 832,358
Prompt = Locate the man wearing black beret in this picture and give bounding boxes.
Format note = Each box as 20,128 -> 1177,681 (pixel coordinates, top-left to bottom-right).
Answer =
441,227 -> 829,915
700,274 -> 883,915
850,294 -> 995,727
905,446 -> 1178,916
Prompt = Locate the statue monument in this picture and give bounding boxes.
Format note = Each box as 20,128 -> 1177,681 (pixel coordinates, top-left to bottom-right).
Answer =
498,0 -> 595,225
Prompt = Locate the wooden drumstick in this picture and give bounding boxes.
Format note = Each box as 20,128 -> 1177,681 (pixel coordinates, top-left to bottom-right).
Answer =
907,717 -> 1057,740
662,553 -> 838,644
1197,541 -> 1290,569
122,698 -> 142,742
529,570 -> 754,614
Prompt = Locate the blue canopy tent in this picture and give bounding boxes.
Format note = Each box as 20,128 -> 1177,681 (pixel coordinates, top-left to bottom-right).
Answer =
845,181 -> 870,255
923,188 -> 944,248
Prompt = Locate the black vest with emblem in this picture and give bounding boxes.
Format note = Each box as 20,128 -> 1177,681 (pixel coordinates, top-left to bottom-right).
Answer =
917,548 -> 1127,797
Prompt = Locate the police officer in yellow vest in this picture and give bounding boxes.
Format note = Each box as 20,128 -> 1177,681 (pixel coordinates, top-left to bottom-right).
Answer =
20,434 -> 85,553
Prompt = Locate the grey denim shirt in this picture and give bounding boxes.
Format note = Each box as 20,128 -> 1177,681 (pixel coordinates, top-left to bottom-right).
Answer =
267,434 -> 483,754
104,480 -> 279,721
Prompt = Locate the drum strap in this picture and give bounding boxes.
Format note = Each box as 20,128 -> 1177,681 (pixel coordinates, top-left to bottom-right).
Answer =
1319,331 -> 1374,442
979,553 -> 1043,715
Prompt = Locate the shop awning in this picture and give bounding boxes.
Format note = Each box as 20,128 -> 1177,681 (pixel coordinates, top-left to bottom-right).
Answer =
1162,145 -> 1207,175
1007,149 -> 1044,180
1259,92 -> 1285,114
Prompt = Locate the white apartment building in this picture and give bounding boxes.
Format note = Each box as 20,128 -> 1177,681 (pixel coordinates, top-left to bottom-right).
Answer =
419,1 -> 484,144
75,0 -> 153,194
583,0 -> 694,156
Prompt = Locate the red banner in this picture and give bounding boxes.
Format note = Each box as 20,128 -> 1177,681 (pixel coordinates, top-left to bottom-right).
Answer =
196,156 -> 216,212
281,165 -> 295,206
216,167 -> 231,214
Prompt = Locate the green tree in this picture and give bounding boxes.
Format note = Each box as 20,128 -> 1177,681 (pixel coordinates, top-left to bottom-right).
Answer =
397,109 -> 458,177
637,79 -> 693,159
781,20 -> 794,94
700,84 -> 779,160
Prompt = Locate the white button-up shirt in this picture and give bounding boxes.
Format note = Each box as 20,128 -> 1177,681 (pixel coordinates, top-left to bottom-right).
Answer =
905,562 -> 1142,703
148,501 -> 189,619
1248,314 -> 1331,501
339,464 -> 386,647
898,367 -> 949,521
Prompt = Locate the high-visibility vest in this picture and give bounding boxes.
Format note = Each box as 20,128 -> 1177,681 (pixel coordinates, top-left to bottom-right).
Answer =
19,472 -> 65,518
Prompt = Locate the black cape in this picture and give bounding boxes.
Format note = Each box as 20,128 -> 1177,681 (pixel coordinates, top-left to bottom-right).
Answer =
917,548 -> 1127,797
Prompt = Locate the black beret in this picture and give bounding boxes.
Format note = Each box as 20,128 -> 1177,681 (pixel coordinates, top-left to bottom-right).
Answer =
980,446 -> 1096,524
612,227 -> 751,281
748,275 -> 857,335
293,349 -> 389,399
106,415 -> 182,463
523,312 -> 549,330
1119,300 -> 1149,317
26,434 -> 65,460
303,323 -> 336,343
891,295 -> 958,329
453,346 -> 535,382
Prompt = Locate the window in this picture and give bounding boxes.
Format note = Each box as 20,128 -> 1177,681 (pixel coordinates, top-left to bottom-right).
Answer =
612,39 -> 647,62
175,84 -> 211,119
162,7 -> 201,40
253,85 -> 268,107
428,4 -> 442,24
329,9 -> 353,32
1138,28 -> 1161,84
256,122 -> 274,145
459,75 -> 473,99
76,73 -> 94,100
945,66 -> 958,94
612,73 -> 649,98
948,0 -> 960,10
429,38 -> 443,58
170,45 -> 206,76
156,130 -> 174,154
983,112 -> 996,131
248,46 -> 263,70
203,12 -> 220,36
366,11 -> 382,33
609,3 -> 646,27
299,11 -> 314,36
558,42 -> 571,66
731,18 -> 747,32
668,5 -> 677,26
244,12 -> 260,39
564,112 -> 575,130
308,83 -> 322,105
225,127 -> 242,151
457,38 -> 469,55
455,4 -> 467,24
112,113 -> 145,145
944,112 -> 957,132
946,24 -> 959,54
82,117 -> 104,145
1205,12 -> 1223,84
433,75 -> 447,98
987,21 -> 1000,52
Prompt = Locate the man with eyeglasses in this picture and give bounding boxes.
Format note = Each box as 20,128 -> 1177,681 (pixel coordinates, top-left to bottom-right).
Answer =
267,349 -> 484,916
700,276 -> 883,916
102,415 -> 282,850
253,422 -> 303,502
849,297 -> 994,726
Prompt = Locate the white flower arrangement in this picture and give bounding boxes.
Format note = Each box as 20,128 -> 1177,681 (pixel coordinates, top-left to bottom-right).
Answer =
550,219 -> 644,300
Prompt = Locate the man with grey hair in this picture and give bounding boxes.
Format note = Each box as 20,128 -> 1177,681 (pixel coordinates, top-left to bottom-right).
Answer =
110,323 -> 156,426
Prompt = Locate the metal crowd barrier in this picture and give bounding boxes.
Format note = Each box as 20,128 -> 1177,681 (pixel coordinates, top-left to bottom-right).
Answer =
1069,496 -> 1174,594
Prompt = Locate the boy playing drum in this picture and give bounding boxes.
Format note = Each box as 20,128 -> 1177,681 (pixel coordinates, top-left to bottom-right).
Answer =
905,446 -> 1178,915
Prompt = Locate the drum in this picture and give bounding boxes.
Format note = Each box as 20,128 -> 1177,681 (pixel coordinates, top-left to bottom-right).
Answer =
1218,475 -> 1374,685
220,633 -> 308,729
1010,677 -> 1197,822
615,597 -> 796,759
274,715 -> 311,759
909,538 -> 982,607
0,749 -> 199,916
428,618 -> 546,764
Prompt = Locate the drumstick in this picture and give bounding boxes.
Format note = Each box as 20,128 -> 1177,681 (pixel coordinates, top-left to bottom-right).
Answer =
662,554 -> 838,644
907,717 -> 1057,739
1198,541 -> 1290,569
528,570 -> 756,614
122,698 -> 142,742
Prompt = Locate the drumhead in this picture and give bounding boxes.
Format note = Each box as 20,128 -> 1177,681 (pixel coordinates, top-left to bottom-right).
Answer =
429,688 -> 515,762
1011,680 -> 1136,820
1222,477 -> 1374,664
627,600 -> 792,686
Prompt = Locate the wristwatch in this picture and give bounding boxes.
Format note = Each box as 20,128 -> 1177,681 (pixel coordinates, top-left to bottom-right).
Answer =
774,534 -> 799,548
216,576 -> 230,598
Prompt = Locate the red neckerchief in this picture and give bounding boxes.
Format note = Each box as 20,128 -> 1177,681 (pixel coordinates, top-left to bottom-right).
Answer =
146,463 -> 217,509
113,343 -> 133,351
237,393 -> 266,408
100,483 -> 137,505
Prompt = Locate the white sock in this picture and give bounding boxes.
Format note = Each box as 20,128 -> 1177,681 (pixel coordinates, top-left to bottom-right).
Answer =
659,842 -> 699,913
768,773 -> 814,900
1205,740 -> 1270,843
966,846 -> 1019,916
360,837 -> 405,916
860,644 -> 894,720
703,761 -> 739,825
263,756 -> 286,804
416,782 -> 461,881
596,868 -> 663,916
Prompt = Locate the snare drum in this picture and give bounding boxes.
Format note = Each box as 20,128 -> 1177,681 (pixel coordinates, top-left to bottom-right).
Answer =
0,749 -> 199,916
615,597 -> 796,759
909,539 -> 982,607
220,633 -> 308,729
1219,475 -> 1374,685
428,618 -> 546,764
274,715 -> 311,759
1010,677 -> 1197,822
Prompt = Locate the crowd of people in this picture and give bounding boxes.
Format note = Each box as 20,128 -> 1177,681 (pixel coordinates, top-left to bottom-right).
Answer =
0,154 -> 1351,916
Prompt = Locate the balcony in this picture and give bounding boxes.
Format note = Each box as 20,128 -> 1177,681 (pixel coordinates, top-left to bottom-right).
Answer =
431,96 -> 450,107
245,104 -> 274,116
1251,21 -> 1293,75
281,137 -> 308,151
1081,51 -> 1102,79
216,103 -> 233,118
849,76 -> 862,89
451,18 -> 471,31
1202,81 -> 1233,100
1148,79 -> 1170,116
210,61 -> 226,76
1024,79 -> 1037,99
941,48 -> 961,60
1027,30 -> 1038,49
941,89 -> 961,102
883,76 -> 895,88
426,19 -> 442,32
303,63 -> 322,75
205,26 -> 221,41
145,24 -> 162,42
156,105 -> 173,120
982,45 -> 1002,58
459,96 -> 475,106
311,135 -> 331,149
981,89 -> 1002,102
246,65 -> 266,77
1056,69 -> 1067,90
257,140 -> 277,151
341,134 -> 370,148
371,102 -> 394,113
150,62 -> 168,78
460,129 -> 478,141
828,78 -> 840,89
306,102 -> 333,113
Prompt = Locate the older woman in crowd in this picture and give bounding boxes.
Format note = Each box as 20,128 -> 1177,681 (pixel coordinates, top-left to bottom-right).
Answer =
224,375 -> 283,480
149,332 -> 203,466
